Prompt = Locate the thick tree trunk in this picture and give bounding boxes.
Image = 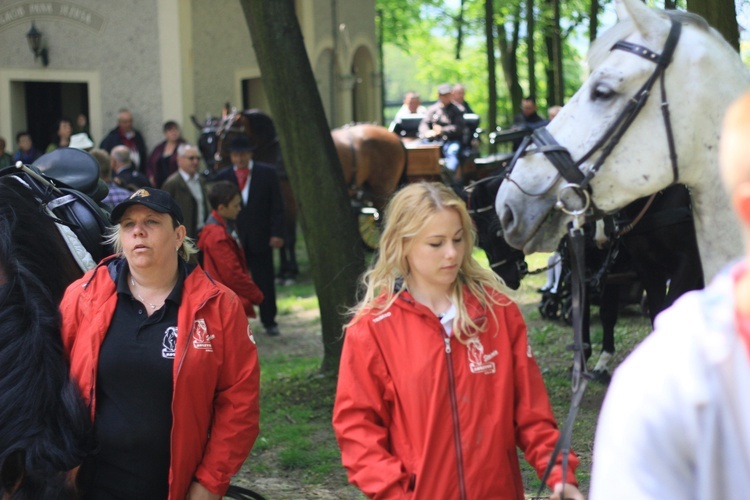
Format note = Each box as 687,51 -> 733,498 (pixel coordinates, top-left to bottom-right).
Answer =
240,0 -> 365,375
485,0 -> 498,131
687,0 -> 739,52
526,0 -> 536,100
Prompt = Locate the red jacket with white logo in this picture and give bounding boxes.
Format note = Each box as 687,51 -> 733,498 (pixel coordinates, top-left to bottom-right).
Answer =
60,257 -> 260,499
332,289 -> 578,499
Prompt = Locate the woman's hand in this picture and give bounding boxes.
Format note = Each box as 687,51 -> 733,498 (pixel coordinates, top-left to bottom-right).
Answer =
186,481 -> 221,500
550,482 -> 585,500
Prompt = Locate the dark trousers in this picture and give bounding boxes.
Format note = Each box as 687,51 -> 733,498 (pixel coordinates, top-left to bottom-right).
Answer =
246,249 -> 277,327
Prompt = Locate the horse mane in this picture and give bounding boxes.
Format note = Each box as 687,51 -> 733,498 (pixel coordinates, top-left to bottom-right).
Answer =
0,176 -> 92,496
588,10 -> 710,71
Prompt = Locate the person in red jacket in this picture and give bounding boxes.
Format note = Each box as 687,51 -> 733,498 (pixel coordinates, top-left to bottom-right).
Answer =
332,182 -> 583,500
198,180 -> 264,318
60,187 -> 260,500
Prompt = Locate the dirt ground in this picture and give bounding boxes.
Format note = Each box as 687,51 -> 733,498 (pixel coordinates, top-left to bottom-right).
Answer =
232,310 -> 364,500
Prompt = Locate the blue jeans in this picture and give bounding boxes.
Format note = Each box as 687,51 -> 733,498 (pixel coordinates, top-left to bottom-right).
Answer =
442,140 -> 461,172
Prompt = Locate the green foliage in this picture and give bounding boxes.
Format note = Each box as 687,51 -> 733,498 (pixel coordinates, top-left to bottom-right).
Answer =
379,0 -> 589,131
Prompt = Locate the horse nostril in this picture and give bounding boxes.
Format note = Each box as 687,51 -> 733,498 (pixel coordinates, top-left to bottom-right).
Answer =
499,204 -> 515,231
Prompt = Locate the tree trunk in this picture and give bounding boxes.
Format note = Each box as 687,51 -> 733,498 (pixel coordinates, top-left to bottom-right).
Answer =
552,0 -> 563,105
240,0 -> 365,375
498,3 -> 524,119
544,0 -> 557,107
526,0 -> 536,100
485,0 -> 498,131
664,0 -> 677,9
456,0 -> 465,59
589,0 -> 599,42
687,0 -> 739,52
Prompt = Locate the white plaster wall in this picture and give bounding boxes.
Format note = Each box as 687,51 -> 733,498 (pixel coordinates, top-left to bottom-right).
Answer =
0,0 -> 164,149
190,0 -> 257,120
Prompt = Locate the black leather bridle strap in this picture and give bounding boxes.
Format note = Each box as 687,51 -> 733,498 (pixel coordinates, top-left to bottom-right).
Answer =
532,128 -> 585,185
534,223 -> 590,499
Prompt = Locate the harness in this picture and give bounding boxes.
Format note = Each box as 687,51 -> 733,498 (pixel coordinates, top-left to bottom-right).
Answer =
525,20 -> 684,497
0,163 -> 113,273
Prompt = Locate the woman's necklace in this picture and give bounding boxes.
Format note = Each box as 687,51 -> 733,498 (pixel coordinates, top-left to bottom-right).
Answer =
130,275 -> 160,310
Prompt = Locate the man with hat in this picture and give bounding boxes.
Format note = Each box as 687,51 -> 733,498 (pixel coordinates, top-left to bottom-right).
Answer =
419,83 -> 466,178
214,135 -> 285,336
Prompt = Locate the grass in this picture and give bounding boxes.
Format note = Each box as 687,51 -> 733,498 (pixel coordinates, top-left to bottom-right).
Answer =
239,239 -> 653,497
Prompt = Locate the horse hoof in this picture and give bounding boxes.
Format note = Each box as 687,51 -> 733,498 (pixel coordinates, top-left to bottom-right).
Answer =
590,369 -> 612,384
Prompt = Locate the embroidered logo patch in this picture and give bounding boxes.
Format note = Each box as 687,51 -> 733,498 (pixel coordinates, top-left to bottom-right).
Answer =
467,337 -> 497,374
162,326 -> 178,359
373,312 -> 391,323
192,319 -> 215,352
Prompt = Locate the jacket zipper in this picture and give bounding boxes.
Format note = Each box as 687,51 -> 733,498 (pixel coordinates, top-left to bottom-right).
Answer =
443,335 -> 467,500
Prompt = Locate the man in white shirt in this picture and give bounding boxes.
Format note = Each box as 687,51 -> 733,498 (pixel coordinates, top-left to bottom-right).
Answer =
162,144 -> 209,240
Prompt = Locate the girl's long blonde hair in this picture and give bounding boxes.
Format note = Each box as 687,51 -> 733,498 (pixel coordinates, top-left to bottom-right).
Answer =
349,182 -> 515,344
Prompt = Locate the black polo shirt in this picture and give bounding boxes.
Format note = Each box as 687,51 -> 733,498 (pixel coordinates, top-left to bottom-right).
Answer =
81,261 -> 186,500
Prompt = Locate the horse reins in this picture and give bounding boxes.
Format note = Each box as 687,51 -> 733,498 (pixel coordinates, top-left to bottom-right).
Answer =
531,19 -> 683,499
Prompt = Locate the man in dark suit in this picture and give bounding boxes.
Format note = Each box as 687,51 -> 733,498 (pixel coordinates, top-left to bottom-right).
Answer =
162,144 -> 209,239
214,136 -> 285,336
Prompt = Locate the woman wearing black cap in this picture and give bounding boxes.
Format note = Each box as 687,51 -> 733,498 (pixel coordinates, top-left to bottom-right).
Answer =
59,187 -> 260,500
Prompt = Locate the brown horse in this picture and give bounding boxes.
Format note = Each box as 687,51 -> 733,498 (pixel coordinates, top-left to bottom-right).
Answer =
331,123 -> 407,214
207,110 -> 408,252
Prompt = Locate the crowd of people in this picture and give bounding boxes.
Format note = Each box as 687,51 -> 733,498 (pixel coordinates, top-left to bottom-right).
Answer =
0,108 -> 286,339
9,85 -> 750,498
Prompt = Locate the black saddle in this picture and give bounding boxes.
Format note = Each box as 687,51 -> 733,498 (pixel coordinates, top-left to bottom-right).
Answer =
33,148 -> 110,202
0,164 -> 113,266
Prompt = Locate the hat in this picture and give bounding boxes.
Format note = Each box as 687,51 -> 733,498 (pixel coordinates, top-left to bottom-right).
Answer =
437,83 -> 452,95
228,135 -> 256,152
69,133 -> 94,150
110,187 -> 184,225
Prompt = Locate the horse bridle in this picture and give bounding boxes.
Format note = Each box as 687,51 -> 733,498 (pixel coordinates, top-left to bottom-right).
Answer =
507,19 -> 682,222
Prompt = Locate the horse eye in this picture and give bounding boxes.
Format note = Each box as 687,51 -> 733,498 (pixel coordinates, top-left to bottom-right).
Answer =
591,83 -> 614,101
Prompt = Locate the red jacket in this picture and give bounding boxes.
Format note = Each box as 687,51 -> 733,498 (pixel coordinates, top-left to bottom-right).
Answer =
332,289 -> 578,499
197,211 -> 264,318
60,257 -> 260,499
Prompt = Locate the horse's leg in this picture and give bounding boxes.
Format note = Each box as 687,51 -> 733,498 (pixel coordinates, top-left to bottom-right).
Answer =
663,222 -> 704,310
592,282 -> 619,382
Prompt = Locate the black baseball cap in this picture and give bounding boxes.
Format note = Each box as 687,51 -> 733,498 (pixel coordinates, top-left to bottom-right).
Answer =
110,187 -> 184,225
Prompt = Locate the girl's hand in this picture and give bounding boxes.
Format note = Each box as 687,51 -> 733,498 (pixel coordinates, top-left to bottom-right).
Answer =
186,481 -> 221,500
550,482 -> 585,500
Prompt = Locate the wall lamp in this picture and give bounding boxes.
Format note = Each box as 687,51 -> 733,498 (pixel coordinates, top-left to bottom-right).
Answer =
26,22 -> 49,67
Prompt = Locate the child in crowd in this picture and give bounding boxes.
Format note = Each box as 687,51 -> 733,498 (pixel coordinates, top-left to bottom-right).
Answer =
197,181 -> 264,318
12,131 -> 41,164
332,182 -> 583,500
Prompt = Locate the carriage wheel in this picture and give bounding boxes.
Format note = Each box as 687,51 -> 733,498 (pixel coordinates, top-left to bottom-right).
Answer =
358,207 -> 381,250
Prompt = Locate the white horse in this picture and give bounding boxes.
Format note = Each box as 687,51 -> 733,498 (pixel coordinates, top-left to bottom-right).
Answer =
495,0 -> 750,281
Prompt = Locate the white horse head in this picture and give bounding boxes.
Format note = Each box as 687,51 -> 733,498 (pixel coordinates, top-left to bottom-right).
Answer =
495,0 -> 750,280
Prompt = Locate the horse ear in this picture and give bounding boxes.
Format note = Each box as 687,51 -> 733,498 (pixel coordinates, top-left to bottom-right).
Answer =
615,0 -> 668,43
